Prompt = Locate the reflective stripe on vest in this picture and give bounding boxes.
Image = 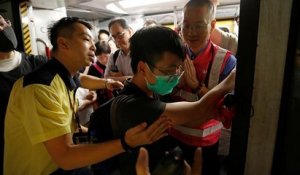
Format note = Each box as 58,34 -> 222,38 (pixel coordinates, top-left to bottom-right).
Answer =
173,122 -> 223,138
208,47 -> 227,89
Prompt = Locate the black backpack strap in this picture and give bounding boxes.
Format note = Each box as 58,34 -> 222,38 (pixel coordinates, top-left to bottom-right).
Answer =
113,49 -> 120,65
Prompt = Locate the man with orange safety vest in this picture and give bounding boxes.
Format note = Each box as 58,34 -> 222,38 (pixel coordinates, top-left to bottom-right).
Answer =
167,1 -> 236,175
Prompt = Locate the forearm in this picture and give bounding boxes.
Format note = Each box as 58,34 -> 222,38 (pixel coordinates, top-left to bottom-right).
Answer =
55,139 -> 124,170
79,74 -> 106,90
105,75 -> 131,82
166,73 -> 234,126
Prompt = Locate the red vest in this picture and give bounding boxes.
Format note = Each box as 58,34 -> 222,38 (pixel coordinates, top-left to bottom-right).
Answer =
169,41 -> 232,147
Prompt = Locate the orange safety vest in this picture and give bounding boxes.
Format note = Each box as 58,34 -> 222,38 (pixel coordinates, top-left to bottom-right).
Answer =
169,41 -> 232,147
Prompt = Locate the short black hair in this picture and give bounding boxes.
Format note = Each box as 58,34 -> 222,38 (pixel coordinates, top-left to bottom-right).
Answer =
48,17 -> 92,51
108,18 -> 130,30
130,26 -> 186,74
95,42 -> 111,56
98,29 -> 109,36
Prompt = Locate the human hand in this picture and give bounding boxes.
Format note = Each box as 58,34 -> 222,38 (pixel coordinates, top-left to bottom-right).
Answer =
105,78 -> 124,91
110,71 -> 123,77
222,68 -> 236,92
85,91 -> 97,102
0,15 -> 11,31
136,147 -> 203,175
136,147 -> 151,175
184,148 -> 203,175
125,116 -> 172,148
183,56 -> 200,89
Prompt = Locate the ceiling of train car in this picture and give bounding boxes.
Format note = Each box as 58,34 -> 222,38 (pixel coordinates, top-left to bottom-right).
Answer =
31,0 -> 240,21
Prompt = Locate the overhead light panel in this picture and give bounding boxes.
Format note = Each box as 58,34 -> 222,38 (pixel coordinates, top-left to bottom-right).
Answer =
119,0 -> 177,8
106,3 -> 128,14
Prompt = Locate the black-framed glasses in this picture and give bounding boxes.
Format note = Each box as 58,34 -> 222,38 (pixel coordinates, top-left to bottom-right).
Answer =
147,63 -> 185,82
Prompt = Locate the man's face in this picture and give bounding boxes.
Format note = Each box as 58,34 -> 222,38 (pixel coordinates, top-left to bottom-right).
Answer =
109,23 -> 131,52
144,52 -> 183,84
66,23 -> 96,68
182,6 -> 215,53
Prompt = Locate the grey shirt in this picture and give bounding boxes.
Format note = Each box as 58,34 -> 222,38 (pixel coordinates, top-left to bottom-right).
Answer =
104,50 -> 133,77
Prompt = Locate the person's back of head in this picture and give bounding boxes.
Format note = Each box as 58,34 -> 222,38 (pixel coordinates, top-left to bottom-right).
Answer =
130,26 -> 186,74
95,42 -> 111,56
48,17 -> 93,52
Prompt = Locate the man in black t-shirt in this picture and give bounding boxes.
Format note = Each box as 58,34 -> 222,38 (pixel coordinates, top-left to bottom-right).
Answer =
111,26 -> 236,175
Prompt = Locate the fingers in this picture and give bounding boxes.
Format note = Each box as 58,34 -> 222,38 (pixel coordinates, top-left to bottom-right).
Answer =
107,80 -> 124,90
146,117 -> 171,143
136,147 -> 151,175
125,117 -> 171,148
191,147 -> 202,175
126,122 -> 148,137
184,160 -> 191,175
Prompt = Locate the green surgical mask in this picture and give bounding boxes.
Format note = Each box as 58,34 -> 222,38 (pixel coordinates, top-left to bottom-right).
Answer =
146,75 -> 180,95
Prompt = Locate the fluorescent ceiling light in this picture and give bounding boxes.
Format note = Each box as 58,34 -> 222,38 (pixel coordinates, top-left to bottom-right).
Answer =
106,3 -> 128,14
119,0 -> 177,9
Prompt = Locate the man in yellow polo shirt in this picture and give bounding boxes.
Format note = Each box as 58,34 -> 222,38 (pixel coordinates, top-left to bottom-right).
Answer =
4,17 -> 170,175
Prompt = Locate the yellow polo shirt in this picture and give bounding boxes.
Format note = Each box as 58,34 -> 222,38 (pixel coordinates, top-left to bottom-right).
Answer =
4,59 -> 78,175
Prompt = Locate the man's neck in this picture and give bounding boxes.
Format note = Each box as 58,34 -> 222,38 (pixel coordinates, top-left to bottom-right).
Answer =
51,52 -> 77,76
131,75 -> 154,98
121,48 -> 130,55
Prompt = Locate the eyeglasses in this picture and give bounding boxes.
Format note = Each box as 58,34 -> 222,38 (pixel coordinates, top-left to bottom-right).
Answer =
110,31 -> 126,41
148,63 -> 185,82
182,22 -> 209,32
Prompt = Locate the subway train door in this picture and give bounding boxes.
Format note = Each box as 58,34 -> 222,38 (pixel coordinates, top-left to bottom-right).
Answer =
229,0 -> 299,174
272,0 -> 300,174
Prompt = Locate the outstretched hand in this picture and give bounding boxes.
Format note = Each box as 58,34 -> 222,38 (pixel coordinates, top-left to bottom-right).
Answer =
105,78 -> 124,91
125,116 -> 172,148
136,147 -> 203,175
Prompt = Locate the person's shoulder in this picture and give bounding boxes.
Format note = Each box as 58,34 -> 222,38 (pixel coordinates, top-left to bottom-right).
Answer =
23,61 -> 55,88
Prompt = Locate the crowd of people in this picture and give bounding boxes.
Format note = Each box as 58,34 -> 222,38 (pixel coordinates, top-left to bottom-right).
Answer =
0,0 -> 238,174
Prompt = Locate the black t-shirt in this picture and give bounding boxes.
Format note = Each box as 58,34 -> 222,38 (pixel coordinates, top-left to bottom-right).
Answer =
0,52 -> 47,173
112,82 -> 176,175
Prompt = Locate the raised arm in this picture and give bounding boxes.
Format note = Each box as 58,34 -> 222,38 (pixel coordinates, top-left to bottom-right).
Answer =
163,68 -> 236,126
79,73 -> 124,91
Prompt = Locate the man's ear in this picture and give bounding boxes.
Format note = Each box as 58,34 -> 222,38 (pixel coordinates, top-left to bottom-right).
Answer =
137,61 -> 148,75
128,27 -> 134,36
57,37 -> 69,50
210,19 -> 216,33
